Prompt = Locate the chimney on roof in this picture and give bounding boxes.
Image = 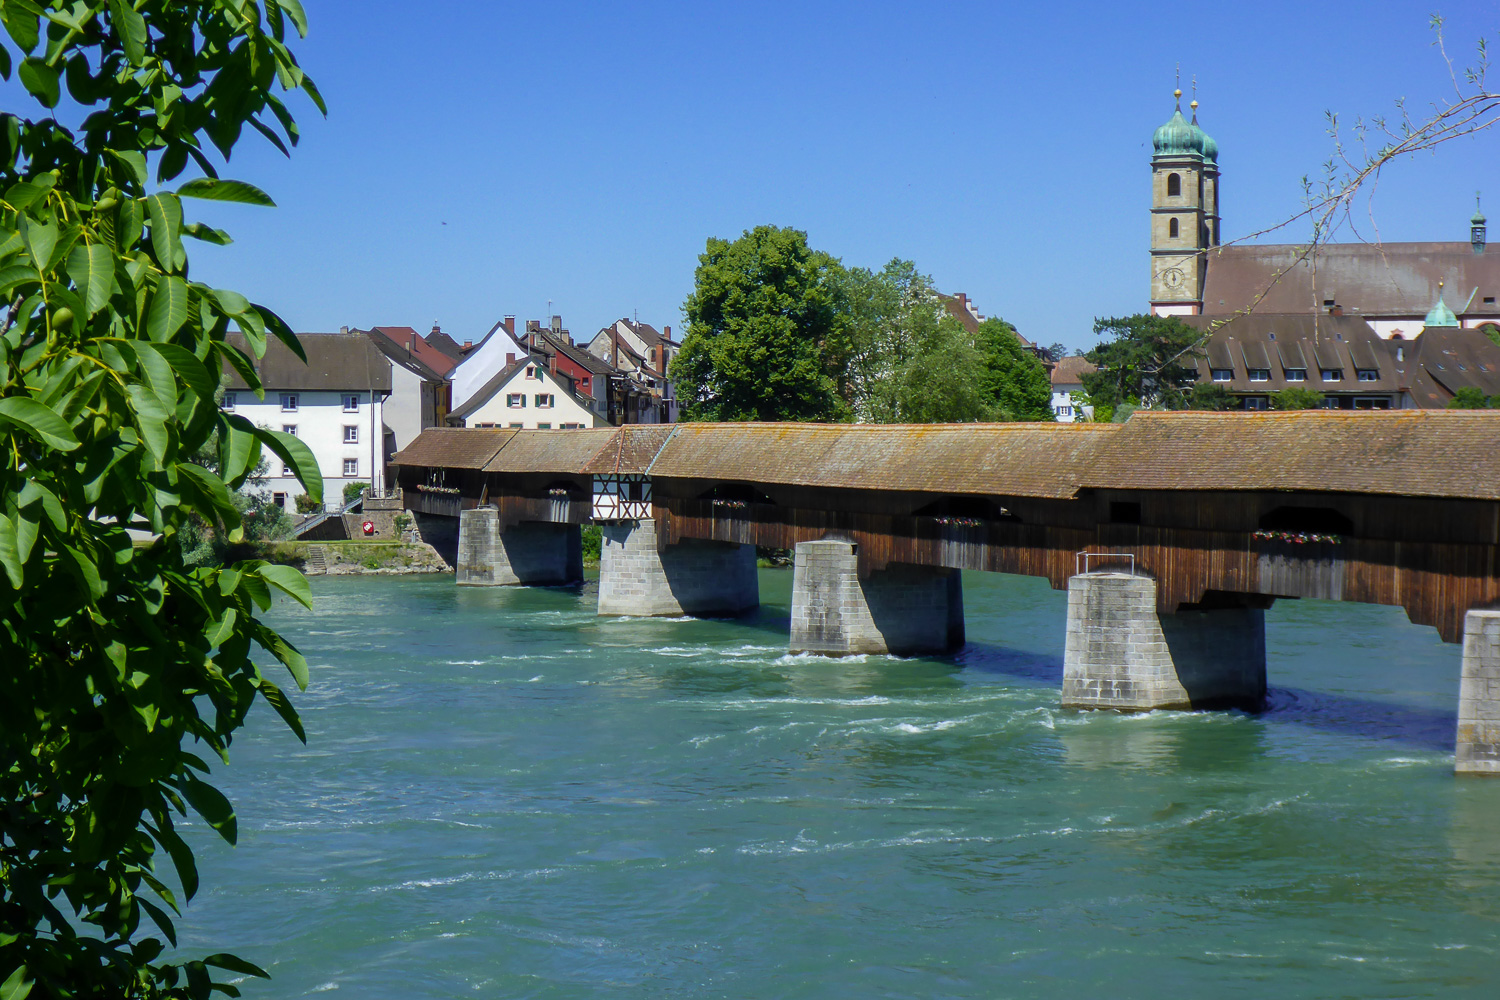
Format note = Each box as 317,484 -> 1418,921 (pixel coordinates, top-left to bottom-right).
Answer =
551,315 -> 562,333
507,353 -> 516,366
663,324 -> 671,340
463,340 -> 472,350
503,315 -> 515,336
408,334 -> 417,354
340,325 -> 349,335
431,322 -> 441,336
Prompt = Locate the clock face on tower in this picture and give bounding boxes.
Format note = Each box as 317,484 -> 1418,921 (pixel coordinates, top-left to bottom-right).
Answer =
1161,267 -> 1184,289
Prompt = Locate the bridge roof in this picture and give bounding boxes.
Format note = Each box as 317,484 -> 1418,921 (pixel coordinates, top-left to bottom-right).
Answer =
647,422 -> 1117,499
1090,410 -> 1500,500
481,427 -> 621,474
581,426 -> 676,475
388,427 -> 514,469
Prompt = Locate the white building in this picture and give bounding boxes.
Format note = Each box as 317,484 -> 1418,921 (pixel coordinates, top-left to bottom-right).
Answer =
223,332 -> 392,509
1049,356 -> 1096,423
363,325 -> 455,464
450,318 -> 528,411
448,357 -> 607,430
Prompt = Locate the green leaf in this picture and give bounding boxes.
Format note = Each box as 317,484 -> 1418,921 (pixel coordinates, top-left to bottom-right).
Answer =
138,897 -> 178,947
0,396 -> 81,450
105,149 -> 148,189
0,964 -> 34,1000
217,414 -> 258,485
17,56 -> 57,108
2,0 -> 42,52
147,275 -> 189,341
107,0 -> 147,63
147,821 -> 199,901
128,382 -> 171,466
145,192 -> 183,271
0,263 -> 38,297
204,954 -> 270,980
136,338 -> 178,411
254,621 -> 309,689
176,178 -> 276,207
21,218 -> 56,275
62,541 -> 104,600
181,778 -> 236,844
255,427 -> 322,503
254,675 -> 305,742
258,563 -> 312,610
145,341 -> 215,403
176,462 -> 241,529
271,0 -> 308,36
0,42 -> 8,81
5,177 -> 49,210
65,243 -> 115,316
212,288 -> 251,316
13,506 -> 37,562
18,479 -> 65,530
0,515 -> 22,588
182,221 -> 232,245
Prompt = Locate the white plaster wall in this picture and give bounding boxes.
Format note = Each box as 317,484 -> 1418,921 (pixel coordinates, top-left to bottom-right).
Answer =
1150,303 -> 1199,317
225,388 -> 385,508
451,326 -> 527,409
383,364 -> 428,455
1050,386 -> 1092,423
457,367 -> 605,429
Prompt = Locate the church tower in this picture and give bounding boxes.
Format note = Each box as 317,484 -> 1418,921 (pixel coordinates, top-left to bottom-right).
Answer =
1150,89 -> 1219,315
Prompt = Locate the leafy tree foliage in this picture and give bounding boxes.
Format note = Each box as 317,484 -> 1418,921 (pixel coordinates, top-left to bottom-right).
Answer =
975,318 -> 1052,421
1182,382 -> 1239,411
1447,386 -> 1497,409
1081,314 -> 1205,410
0,2 -> 323,997
672,226 -> 846,422
1271,387 -> 1327,410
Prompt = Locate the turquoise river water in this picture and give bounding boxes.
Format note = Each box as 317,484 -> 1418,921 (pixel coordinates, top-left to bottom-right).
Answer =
177,571 -> 1500,998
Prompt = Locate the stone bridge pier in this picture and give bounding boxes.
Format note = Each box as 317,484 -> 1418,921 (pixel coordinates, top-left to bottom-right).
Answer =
597,519 -> 759,617
789,539 -> 965,656
1062,572 -> 1267,712
456,507 -> 583,587
1458,610 -> 1500,775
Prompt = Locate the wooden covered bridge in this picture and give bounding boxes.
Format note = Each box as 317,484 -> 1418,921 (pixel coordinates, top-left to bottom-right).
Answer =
389,411 -> 1500,773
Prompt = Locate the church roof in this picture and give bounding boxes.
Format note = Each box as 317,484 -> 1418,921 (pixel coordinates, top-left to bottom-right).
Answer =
1199,242 -> 1500,320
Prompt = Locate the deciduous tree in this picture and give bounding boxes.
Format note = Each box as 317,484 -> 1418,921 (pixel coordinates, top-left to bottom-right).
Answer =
0,2 -> 323,996
672,226 -> 847,422
1080,314 -> 1204,410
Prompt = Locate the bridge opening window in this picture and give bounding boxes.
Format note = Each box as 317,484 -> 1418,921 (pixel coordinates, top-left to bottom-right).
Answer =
1356,369 -> 1379,381
1166,172 -> 1181,196
1168,217 -> 1179,238
699,483 -> 776,506
1109,501 -> 1141,525
1243,397 -> 1269,410
1211,368 -> 1233,382
1247,368 -> 1270,382
1259,506 -> 1353,535
506,393 -> 525,408
1284,368 -> 1306,382
913,496 -> 1015,522
1320,368 -> 1343,381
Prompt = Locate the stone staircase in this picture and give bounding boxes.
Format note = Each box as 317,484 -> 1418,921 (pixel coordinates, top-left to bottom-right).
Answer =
303,545 -> 330,575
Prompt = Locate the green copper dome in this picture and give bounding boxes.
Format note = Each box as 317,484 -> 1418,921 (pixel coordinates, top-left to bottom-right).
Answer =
1424,284 -> 1459,328
1153,92 -> 1215,161
1473,207 -> 1487,226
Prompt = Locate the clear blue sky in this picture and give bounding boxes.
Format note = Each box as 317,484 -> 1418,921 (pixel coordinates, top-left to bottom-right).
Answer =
44,2 -> 1500,351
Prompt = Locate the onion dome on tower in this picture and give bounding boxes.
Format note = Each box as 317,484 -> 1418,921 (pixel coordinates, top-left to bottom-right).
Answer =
1423,281 -> 1460,329
1472,194 -> 1486,254
1152,89 -> 1205,158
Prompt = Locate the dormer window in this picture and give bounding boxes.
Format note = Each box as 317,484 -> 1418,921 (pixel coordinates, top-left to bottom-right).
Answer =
1285,369 -> 1306,382
1211,368 -> 1233,382
1321,368 -> 1343,382
1247,368 -> 1270,382
1356,369 -> 1379,382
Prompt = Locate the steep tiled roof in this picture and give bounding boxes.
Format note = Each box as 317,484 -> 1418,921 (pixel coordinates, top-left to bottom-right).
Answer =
1201,243 -> 1500,319
1050,356 -> 1097,386
365,326 -> 452,380
1397,327 -> 1500,407
223,332 -> 392,392
447,359 -> 528,420
1179,314 -> 1399,394
425,328 -> 465,361
647,422 -> 1116,499
1085,410 -> 1500,499
389,427 -> 514,468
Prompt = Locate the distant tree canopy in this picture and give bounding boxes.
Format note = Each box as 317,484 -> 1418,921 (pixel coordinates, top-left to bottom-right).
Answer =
1271,387 -> 1327,410
1081,314 -> 1205,411
674,239 -> 1052,424
1447,386 -> 1498,409
1182,383 -> 1239,411
672,226 -> 846,422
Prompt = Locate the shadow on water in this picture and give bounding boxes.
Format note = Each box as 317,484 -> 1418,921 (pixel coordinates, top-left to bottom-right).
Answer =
949,641 -> 1455,752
